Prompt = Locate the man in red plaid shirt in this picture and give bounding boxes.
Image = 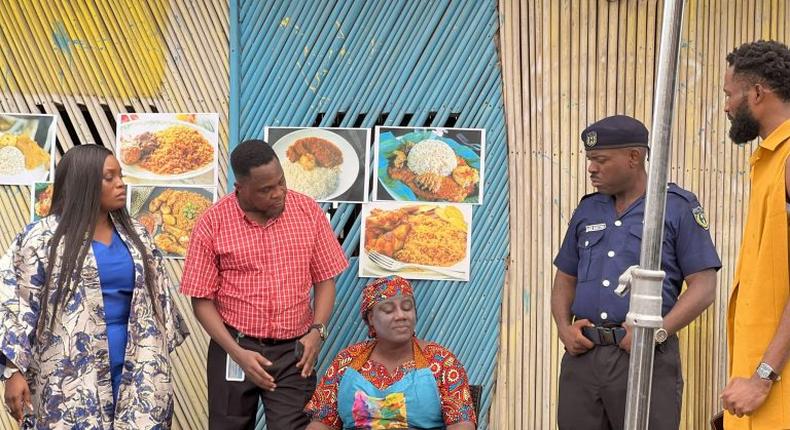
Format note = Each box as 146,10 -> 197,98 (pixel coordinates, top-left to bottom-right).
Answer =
181,140 -> 349,430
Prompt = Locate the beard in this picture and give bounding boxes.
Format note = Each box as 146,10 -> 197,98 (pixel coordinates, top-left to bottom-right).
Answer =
728,102 -> 761,144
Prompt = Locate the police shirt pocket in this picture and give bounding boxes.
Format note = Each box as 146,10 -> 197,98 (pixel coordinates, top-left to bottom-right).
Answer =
577,231 -> 605,281
625,225 -> 645,261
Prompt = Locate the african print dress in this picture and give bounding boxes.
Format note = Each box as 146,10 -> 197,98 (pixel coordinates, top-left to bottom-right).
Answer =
306,339 -> 476,429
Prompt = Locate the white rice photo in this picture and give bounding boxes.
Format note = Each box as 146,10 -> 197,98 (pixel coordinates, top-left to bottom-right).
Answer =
0,146 -> 26,176
281,159 -> 340,200
373,126 -> 486,204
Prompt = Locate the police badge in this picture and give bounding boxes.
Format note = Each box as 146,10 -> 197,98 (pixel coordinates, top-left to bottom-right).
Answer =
692,206 -> 709,230
585,131 -> 597,148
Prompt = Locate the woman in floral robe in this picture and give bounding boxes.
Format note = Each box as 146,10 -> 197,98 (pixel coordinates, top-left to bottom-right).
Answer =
0,145 -> 188,429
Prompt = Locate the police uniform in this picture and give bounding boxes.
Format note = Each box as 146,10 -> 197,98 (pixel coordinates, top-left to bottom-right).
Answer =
553,115 -> 722,430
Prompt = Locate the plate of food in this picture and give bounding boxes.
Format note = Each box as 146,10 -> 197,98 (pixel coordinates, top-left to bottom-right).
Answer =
129,186 -> 215,258
271,128 -> 360,201
0,114 -> 55,185
360,203 -> 472,281
117,119 -> 217,181
376,130 -> 482,203
31,182 -> 54,221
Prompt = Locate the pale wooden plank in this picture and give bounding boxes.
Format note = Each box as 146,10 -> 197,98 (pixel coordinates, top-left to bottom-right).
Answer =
634,0 -> 648,125
607,0 -> 620,115
624,0 -> 637,116
524,1 -> 538,427
495,0 -> 521,427
514,0 -> 528,427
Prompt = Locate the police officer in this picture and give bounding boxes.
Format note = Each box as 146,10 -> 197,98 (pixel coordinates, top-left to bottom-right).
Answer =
551,115 -> 721,430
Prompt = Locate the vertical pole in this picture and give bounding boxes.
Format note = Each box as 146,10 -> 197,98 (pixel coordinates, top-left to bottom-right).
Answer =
623,0 -> 685,428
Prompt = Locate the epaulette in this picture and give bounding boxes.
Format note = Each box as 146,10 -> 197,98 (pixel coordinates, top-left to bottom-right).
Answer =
666,183 -> 698,204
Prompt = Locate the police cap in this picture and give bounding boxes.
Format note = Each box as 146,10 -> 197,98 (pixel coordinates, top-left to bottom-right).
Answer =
581,115 -> 649,151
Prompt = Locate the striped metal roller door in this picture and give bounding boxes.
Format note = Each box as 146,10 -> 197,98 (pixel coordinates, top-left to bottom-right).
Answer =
230,1 -> 510,428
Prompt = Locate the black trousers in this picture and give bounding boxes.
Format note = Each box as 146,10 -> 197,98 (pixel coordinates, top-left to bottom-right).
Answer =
207,336 -> 317,430
558,336 -> 683,430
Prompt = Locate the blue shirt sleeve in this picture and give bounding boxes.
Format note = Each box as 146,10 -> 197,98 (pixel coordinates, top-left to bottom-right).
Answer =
673,198 -> 722,276
554,207 -> 582,277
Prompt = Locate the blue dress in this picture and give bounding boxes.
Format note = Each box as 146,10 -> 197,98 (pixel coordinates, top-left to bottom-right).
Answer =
91,228 -> 135,403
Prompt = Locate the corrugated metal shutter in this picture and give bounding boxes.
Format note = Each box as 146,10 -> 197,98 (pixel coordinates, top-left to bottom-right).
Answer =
496,0 -> 790,429
230,1 -> 509,428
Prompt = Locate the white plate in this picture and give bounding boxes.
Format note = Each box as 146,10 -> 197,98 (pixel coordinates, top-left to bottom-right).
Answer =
0,122 -> 54,185
359,253 -> 467,280
116,119 -> 217,181
271,129 -> 360,201
0,165 -> 48,185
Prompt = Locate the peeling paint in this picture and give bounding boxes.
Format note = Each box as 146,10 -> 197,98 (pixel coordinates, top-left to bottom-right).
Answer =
1,0 -> 167,97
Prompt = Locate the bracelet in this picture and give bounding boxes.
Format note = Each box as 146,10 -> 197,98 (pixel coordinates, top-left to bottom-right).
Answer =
1,366 -> 19,381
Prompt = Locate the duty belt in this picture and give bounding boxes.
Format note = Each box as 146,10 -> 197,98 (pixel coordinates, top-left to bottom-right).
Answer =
582,325 -> 627,346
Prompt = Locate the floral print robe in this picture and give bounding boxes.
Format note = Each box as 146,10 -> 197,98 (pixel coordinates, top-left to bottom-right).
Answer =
0,215 -> 188,429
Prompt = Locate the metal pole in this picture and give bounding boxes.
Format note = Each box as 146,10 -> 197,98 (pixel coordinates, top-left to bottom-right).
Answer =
622,0 -> 685,429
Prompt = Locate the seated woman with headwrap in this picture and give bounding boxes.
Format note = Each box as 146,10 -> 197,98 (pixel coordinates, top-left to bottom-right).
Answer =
305,276 -> 476,430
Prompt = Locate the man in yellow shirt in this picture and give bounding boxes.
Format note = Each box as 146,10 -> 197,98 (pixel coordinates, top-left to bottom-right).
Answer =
721,40 -> 790,429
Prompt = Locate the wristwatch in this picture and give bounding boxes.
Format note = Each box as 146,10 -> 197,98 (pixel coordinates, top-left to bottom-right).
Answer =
310,323 -> 327,341
654,327 -> 668,345
756,362 -> 782,382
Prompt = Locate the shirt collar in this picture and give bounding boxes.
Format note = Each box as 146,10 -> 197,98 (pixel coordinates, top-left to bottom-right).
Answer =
592,192 -> 645,218
231,191 -> 289,227
758,118 -> 790,151
229,192 -> 246,220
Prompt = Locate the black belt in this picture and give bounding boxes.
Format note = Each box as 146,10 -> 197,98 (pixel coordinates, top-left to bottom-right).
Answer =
226,324 -> 303,346
582,326 -> 627,346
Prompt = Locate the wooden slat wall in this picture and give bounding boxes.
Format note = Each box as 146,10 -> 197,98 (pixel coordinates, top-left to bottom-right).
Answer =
0,1 -> 228,428
495,0 -> 790,429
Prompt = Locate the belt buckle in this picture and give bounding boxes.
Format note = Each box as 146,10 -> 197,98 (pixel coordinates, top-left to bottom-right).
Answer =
599,327 -> 616,345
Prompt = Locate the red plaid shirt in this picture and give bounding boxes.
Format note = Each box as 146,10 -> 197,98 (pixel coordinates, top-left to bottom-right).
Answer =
180,191 -> 348,339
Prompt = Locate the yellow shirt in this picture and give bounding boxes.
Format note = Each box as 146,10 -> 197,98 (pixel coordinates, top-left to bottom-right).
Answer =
727,119 -> 790,429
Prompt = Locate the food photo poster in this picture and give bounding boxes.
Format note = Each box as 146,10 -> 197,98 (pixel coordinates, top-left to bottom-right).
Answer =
373,126 -> 485,205
115,113 -> 219,187
359,201 -> 472,282
265,127 -> 370,203
0,113 -> 57,186
127,185 -> 216,259
30,182 -> 53,222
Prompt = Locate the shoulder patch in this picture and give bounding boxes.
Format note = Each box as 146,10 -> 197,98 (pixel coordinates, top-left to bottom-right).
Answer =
667,184 -> 708,229
692,206 -> 709,230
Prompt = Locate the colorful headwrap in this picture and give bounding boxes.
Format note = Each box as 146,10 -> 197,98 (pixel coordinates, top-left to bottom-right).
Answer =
360,276 -> 414,336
